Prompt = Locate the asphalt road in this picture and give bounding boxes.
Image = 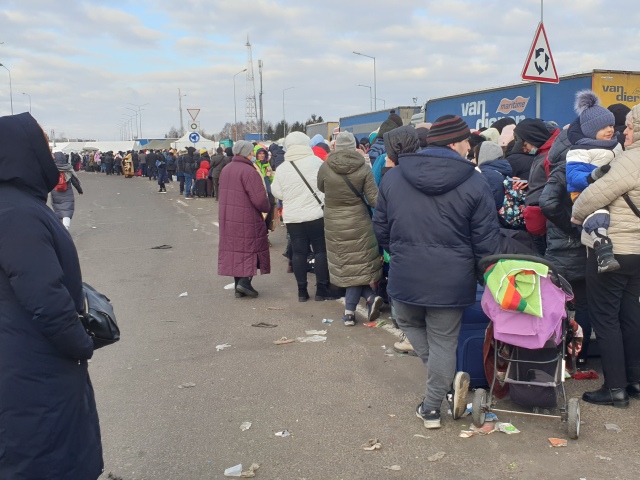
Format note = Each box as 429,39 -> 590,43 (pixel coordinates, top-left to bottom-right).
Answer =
68,171 -> 639,480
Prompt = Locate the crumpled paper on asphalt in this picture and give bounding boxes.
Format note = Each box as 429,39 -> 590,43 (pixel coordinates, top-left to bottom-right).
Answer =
362,438 -> 382,451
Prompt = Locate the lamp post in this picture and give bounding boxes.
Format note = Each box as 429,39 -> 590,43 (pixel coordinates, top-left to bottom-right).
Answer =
22,92 -> 31,113
121,114 -> 135,140
125,107 -> 139,138
178,89 -> 187,136
233,68 -> 247,141
375,98 -> 386,109
282,86 -> 295,136
127,102 -> 149,139
353,52 -> 376,111
0,63 -> 13,114
357,84 -> 372,112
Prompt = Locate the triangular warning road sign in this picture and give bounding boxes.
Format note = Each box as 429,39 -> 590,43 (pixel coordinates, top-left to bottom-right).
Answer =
522,22 -> 559,84
187,108 -> 200,121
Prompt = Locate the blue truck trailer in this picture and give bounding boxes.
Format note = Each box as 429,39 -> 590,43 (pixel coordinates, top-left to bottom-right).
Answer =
412,70 -> 640,130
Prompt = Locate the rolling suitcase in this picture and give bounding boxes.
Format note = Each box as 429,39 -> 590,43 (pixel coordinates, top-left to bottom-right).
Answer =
457,284 -> 490,388
194,179 -> 207,197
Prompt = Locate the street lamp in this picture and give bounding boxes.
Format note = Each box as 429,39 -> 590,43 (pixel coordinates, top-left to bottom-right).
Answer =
127,102 -> 149,139
125,107 -> 139,138
178,89 -> 187,136
233,68 -> 247,141
0,63 -> 13,114
121,114 -> 135,140
357,84 -> 372,112
22,92 -> 31,113
375,98 -> 386,109
353,52 -> 376,111
283,86 -> 295,136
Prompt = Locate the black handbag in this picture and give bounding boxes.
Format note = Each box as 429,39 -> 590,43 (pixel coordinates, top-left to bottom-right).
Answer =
80,282 -> 120,349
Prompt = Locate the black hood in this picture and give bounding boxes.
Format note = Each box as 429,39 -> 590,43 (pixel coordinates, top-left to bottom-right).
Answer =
398,146 -> 476,195
548,128 -> 571,167
384,126 -> 419,163
0,113 -> 59,201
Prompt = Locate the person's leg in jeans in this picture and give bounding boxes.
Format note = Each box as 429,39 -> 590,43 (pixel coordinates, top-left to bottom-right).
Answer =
344,286 -> 363,312
179,175 -> 185,195
287,222 -> 311,294
184,174 -> 193,197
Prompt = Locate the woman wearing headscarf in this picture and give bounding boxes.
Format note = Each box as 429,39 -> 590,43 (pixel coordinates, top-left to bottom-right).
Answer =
572,104 -> 640,407
318,132 -> 383,326
0,113 -> 103,479
217,140 -> 271,297
51,151 -> 84,229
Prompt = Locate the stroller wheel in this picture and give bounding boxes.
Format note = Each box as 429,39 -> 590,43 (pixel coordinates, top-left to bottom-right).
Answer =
567,398 -> 580,440
472,388 -> 488,427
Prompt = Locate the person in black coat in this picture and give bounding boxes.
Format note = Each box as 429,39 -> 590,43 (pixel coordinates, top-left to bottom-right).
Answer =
374,115 -> 500,428
0,113 -> 103,479
539,124 -> 590,364
475,141 -> 513,210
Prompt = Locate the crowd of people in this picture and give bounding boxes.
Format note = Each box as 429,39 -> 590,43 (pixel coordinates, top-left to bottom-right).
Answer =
216,96 -> 640,430
1,89 -> 640,477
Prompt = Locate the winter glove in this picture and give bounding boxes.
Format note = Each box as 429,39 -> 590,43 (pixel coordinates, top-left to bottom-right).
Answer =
587,164 -> 611,184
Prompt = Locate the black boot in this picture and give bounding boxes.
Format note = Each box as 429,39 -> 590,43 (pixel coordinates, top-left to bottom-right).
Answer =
236,277 -> 258,297
593,234 -> 621,273
582,386 -> 629,408
626,382 -> 640,399
298,285 -> 310,302
315,283 -> 344,301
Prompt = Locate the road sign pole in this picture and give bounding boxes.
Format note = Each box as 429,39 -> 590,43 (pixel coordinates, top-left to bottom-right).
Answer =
536,82 -> 541,118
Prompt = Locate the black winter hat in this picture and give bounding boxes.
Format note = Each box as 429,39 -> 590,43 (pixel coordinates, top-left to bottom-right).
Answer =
415,127 -> 430,148
427,115 -> 471,146
608,103 -> 631,128
513,118 -> 552,148
490,117 -> 516,134
388,110 -> 404,127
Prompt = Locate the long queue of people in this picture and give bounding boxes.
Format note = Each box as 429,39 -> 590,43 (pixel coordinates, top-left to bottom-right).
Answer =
217,94 -> 640,431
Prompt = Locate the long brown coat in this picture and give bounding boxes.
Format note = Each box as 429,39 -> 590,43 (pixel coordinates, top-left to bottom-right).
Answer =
317,150 -> 382,287
218,156 -> 271,277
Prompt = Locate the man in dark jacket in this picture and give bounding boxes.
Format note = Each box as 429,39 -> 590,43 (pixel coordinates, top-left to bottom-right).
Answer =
368,111 -> 404,166
539,123 -> 590,364
374,115 -> 499,429
0,113 -> 103,479
209,147 -> 227,200
183,147 -> 197,198
146,150 -> 157,180
138,150 -> 147,176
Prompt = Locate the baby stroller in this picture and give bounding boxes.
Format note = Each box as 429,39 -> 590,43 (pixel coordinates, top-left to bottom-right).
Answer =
472,254 -> 581,440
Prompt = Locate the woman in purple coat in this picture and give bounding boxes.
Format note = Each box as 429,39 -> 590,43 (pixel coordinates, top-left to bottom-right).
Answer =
218,141 -> 271,297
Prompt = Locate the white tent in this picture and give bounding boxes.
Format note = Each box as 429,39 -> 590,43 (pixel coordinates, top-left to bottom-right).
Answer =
171,132 -> 218,151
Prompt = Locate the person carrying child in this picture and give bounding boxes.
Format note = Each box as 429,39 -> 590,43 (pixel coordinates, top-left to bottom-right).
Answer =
566,90 -> 623,273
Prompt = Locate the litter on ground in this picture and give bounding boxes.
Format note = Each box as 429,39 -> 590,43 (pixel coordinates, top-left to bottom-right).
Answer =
496,422 -> 520,434
322,318 -> 334,324
240,463 -> 260,478
216,343 -> 232,352
179,292 -> 188,297
224,464 -> 242,477
605,423 -> 621,433
305,330 -> 327,335
548,438 -> 567,448
240,422 -> 252,431
275,430 -> 291,437
297,335 -> 327,343
427,452 -> 446,462
178,382 -> 196,389
251,322 -> 278,328
273,337 -> 295,345
362,438 -> 382,451
383,465 -> 401,471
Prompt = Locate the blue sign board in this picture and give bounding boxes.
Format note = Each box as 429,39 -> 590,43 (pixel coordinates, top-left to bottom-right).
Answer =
189,132 -> 200,144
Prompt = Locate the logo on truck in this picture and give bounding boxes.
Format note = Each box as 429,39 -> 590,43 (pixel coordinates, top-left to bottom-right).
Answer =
601,85 -> 640,104
496,96 -> 530,115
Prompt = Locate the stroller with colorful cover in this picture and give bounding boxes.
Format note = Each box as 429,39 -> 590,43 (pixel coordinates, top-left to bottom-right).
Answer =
472,254 -> 581,439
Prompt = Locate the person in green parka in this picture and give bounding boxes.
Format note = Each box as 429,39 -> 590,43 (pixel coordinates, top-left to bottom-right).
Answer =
318,132 -> 383,326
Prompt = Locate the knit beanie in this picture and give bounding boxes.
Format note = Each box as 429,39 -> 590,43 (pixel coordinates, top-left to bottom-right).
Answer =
574,90 -> 615,139
477,141 -> 504,166
490,117 -> 517,134
232,140 -> 254,158
334,132 -> 356,151
481,127 -> 500,143
513,118 -> 552,148
608,103 -> 632,129
427,115 -> 471,146
415,127 -> 430,148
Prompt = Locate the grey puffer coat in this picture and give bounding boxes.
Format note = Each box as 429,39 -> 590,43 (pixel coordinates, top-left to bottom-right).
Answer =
50,152 -> 83,219
539,128 -> 586,281
318,149 -> 382,287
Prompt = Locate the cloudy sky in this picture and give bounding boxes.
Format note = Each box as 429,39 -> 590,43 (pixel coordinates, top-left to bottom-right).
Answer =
1,0 -> 638,140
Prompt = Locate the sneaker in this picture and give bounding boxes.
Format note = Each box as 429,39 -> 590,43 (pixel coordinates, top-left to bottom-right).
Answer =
416,404 -> 441,429
449,371 -> 470,420
393,335 -> 417,356
367,296 -> 384,322
342,314 -> 356,326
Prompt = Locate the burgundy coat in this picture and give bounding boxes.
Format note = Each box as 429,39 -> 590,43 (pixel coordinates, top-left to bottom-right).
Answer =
218,155 -> 271,276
